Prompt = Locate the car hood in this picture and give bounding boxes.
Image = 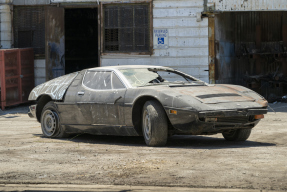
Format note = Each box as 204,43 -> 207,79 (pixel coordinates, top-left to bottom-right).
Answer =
163,84 -> 262,104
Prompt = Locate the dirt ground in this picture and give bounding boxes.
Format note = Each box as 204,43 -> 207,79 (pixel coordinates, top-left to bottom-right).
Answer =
0,103 -> 287,191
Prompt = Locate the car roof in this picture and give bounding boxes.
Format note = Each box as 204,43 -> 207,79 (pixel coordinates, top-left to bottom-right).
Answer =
87,65 -> 174,71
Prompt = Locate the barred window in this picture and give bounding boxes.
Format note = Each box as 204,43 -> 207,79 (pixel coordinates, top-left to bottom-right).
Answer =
103,4 -> 150,53
13,6 -> 45,55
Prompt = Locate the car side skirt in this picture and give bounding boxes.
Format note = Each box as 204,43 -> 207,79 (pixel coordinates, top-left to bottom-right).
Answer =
63,125 -> 140,136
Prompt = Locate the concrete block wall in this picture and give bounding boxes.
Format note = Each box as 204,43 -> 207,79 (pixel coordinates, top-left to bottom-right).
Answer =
0,3 -> 12,48
34,59 -> 46,86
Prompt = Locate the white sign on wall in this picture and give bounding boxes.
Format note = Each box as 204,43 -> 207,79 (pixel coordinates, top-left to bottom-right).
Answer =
153,29 -> 168,49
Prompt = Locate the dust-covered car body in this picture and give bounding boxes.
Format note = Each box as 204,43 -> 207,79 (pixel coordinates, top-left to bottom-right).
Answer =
28,65 -> 268,146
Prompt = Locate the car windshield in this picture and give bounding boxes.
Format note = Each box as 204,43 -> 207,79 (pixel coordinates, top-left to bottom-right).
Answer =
119,68 -> 198,87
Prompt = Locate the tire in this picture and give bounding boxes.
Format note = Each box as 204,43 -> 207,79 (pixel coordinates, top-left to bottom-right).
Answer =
222,128 -> 252,141
41,101 -> 69,138
142,100 -> 168,146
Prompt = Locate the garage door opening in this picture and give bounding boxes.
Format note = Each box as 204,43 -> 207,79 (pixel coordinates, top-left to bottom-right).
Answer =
214,12 -> 287,101
65,8 -> 99,74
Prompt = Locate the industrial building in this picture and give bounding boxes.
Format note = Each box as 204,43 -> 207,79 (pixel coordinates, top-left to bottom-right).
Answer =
0,0 -> 287,101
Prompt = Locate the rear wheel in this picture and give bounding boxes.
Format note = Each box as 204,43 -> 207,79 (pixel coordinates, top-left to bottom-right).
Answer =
142,100 -> 168,146
222,128 -> 252,141
41,101 -> 69,138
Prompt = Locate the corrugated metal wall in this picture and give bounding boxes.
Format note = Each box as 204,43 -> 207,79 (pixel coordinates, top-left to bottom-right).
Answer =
233,12 -> 286,43
101,0 -> 209,83
215,12 -> 287,100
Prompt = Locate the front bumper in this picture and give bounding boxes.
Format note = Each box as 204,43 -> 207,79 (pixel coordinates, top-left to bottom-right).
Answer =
28,105 -> 37,118
166,107 -> 267,134
198,108 -> 268,118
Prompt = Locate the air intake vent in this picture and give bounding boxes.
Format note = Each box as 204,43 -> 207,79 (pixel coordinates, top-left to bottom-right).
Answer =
197,93 -> 241,99
217,116 -> 249,123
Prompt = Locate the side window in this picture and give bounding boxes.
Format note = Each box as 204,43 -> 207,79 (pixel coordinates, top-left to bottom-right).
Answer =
112,72 -> 125,89
83,71 -> 112,90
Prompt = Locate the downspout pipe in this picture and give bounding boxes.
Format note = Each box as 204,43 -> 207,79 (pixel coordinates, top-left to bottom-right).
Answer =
0,4 -> 12,49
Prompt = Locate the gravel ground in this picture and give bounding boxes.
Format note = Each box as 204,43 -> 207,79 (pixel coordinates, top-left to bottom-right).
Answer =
0,103 -> 286,191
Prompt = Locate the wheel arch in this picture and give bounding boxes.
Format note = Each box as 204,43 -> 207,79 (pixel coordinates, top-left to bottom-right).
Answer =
35,94 -> 53,122
131,95 -> 172,135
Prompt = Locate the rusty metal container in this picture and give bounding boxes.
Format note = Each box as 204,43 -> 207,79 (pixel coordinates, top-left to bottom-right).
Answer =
0,48 -> 34,110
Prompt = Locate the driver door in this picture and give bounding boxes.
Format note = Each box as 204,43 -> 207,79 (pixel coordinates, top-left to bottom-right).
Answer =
76,70 -> 126,126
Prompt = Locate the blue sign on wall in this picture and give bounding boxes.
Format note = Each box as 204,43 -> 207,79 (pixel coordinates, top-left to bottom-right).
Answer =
158,38 -> 164,44
154,29 -> 168,49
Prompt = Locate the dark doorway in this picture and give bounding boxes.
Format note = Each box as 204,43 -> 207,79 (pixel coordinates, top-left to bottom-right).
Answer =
65,8 -> 98,74
214,12 -> 287,101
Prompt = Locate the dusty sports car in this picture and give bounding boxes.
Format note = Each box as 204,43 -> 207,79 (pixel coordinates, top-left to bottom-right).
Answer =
28,65 -> 268,146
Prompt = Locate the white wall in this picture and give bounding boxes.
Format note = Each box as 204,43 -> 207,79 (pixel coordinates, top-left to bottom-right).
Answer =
0,4 -> 12,48
208,0 -> 287,11
11,0 -> 209,84
34,59 -> 46,86
101,0 -> 209,83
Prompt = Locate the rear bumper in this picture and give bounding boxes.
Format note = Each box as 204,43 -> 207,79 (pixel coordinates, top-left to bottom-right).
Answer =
28,105 -> 37,118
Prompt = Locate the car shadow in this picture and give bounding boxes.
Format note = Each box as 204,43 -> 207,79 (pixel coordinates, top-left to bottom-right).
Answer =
35,133 -> 276,149
0,115 -> 20,118
166,135 -> 275,149
3,190 -> 132,192
0,102 -> 31,116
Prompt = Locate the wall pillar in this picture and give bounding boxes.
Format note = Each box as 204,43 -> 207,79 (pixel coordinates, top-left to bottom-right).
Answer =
0,4 -> 12,49
208,14 -> 215,84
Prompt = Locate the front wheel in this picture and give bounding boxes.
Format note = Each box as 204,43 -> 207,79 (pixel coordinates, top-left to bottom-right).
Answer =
142,100 -> 168,146
222,128 -> 252,141
41,101 -> 69,138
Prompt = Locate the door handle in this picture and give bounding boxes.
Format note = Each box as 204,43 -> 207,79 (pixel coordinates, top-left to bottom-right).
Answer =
78,91 -> 85,96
